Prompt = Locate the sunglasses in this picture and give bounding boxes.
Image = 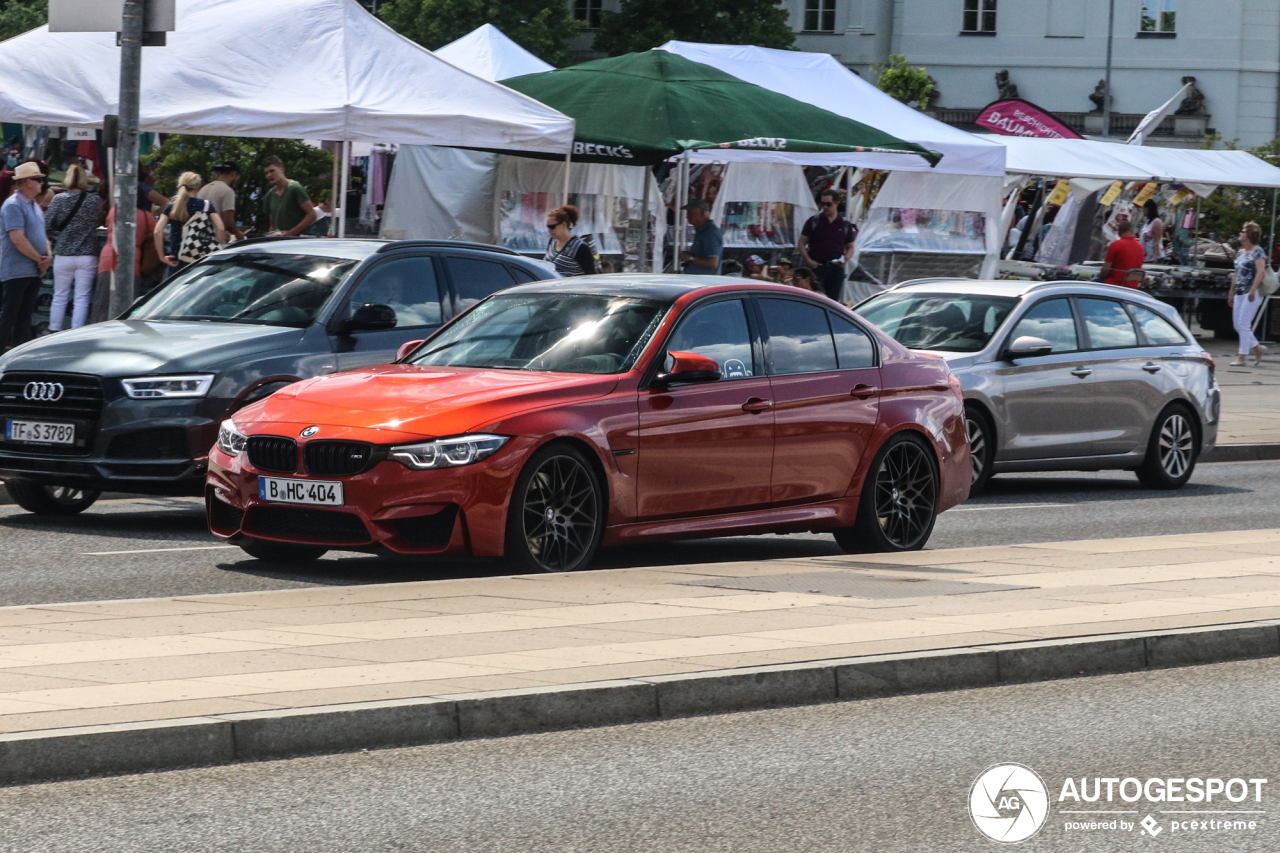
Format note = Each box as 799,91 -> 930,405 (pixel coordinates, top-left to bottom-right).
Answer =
546,223 -> 560,230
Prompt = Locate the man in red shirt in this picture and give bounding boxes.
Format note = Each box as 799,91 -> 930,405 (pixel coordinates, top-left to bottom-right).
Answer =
1100,220 -> 1146,287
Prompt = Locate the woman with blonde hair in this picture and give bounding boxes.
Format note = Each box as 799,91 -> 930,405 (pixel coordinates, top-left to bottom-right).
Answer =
1229,221 -> 1269,366
153,170 -> 225,279
44,163 -> 102,330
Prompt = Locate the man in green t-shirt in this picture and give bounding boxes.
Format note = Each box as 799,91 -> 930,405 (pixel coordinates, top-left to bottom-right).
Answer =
263,156 -> 317,236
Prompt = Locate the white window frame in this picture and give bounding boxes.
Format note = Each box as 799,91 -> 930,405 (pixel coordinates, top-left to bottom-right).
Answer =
803,0 -> 837,33
1140,0 -> 1176,33
962,0 -> 997,33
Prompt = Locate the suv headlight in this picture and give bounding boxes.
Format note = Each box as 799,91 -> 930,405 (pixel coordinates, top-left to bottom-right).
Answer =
389,434 -> 509,470
217,419 -> 248,457
121,374 -> 215,400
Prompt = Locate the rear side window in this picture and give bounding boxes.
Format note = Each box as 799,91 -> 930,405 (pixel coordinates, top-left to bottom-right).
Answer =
446,256 -> 518,312
760,298 -> 838,375
1010,298 -> 1077,353
1130,304 -> 1187,345
509,265 -> 539,284
345,256 -> 441,328
829,313 -> 876,369
1080,298 -> 1138,349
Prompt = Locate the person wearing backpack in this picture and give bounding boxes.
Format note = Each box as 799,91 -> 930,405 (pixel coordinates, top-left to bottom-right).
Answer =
43,163 -> 102,331
153,171 -> 225,279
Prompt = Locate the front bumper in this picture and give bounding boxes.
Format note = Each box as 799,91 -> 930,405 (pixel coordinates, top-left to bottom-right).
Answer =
206,435 -> 539,556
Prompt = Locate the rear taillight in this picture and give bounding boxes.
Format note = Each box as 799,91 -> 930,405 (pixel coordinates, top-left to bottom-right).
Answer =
947,373 -> 964,402
1200,350 -> 1215,376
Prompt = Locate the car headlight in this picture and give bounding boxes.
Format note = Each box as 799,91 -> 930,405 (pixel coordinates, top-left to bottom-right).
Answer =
217,419 -> 248,457
121,374 -> 215,399
389,434 -> 509,470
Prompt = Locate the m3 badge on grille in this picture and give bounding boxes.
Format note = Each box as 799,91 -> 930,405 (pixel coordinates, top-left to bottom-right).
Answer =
23,382 -> 65,402
300,426 -> 319,438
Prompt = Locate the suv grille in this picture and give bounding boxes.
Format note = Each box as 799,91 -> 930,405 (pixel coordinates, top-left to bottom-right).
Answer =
304,440 -> 375,477
246,506 -> 370,544
0,372 -> 105,457
246,436 -> 297,474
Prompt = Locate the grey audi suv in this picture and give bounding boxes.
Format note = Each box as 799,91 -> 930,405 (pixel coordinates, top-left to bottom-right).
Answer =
0,237 -> 557,514
856,280 -> 1219,494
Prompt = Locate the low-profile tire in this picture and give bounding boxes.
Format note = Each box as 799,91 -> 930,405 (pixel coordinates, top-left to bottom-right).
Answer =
834,432 -> 940,554
238,538 -> 328,564
4,481 -> 101,516
964,403 -> 996,496
505,442 -> 605,573
1135,404 -> 1198,490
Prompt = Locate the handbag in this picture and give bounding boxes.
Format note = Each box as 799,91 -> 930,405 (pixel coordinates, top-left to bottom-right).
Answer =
1261,263 -> 1279,298
177,199 -> 218,264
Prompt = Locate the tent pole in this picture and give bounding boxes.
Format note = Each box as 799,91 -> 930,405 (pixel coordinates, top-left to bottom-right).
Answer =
675,154 -> 688,272
328,144 -> 340,237
640,169 -> 651,273
563,150 -> 572,207
338,140 -> 351,239
1269,187 -> 1277,263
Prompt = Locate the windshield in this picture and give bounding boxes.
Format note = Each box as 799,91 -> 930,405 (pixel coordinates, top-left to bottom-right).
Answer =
128,254 -> 357,327
857,292 -> 1018,353
410,293 -> 665,374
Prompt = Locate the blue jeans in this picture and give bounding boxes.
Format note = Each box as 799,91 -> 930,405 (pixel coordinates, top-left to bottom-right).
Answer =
0,276 -> 41,350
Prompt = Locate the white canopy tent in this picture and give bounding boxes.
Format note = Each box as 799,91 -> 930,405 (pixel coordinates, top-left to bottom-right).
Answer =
991,137 -> 1280,189
434,23 -> 554,82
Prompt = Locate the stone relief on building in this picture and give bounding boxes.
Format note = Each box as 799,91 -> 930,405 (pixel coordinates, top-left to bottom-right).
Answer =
995,69 -> 1019,100
1175,76 -> 1206,116
1089,80 -> 1109,113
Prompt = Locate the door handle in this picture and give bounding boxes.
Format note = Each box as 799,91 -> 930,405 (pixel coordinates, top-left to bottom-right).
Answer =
1142,362 -> 1162,373
1071,368 -> 1092,378
741,398 -> 774,414
850,384 -> 879,399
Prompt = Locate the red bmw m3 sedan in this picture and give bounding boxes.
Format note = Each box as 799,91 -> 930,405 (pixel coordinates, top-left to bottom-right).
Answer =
206,276 -> 970,571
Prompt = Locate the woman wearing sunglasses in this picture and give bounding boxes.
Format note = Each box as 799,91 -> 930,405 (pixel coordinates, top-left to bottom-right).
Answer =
544,205 -> 598,276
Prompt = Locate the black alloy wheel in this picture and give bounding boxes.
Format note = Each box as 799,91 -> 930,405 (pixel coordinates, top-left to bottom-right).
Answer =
4,482 -> 102,516
835,432 -> 940,554
1136,404 -> 1198,490
506,444 -> 604,573
965,405 -> 995,496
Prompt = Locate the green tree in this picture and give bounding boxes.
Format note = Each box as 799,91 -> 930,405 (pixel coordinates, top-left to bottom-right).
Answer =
872,54 -> 934,111
378,0 -> 579,67
144,136 -> 334,234
592,0 -> 794,56
0,0 -> 47,43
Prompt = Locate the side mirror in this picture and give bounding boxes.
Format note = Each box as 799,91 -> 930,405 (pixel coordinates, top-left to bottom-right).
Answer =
336,303 -> 397,334
655,351 -> 722,385
1006,335 -> 1054,360
396,339 -> 425,361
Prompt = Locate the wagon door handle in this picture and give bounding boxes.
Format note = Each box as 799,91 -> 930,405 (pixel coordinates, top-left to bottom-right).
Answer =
1071,368 -> 1092,378
741,398 -> 774,414
1142,362 -> 1162,373
850,384 -> 878,399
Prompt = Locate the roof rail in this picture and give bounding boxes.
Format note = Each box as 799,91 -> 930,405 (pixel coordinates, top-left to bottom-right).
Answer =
376,239 -> 518,256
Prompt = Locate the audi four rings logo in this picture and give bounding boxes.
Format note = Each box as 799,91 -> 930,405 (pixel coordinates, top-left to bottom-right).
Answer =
23,382 -> 64,402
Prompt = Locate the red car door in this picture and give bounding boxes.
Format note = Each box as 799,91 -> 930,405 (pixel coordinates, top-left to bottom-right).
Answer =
636,297 -> 774,519
757,298 -> 880,504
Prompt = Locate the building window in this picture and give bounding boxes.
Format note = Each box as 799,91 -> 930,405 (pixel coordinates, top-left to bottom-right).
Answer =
804,0 -> 836,33
1140,0 -> 1175,33
574,0 -> 602,29
962,0 -> 997,33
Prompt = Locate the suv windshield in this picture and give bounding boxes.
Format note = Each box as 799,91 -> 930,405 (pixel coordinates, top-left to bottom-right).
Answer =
410,293 -> 665,374
857,292 -> 1018,353
128,254 -> 357,327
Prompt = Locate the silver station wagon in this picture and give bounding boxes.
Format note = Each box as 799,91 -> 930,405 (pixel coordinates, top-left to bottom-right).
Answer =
856,280 -> 1220,494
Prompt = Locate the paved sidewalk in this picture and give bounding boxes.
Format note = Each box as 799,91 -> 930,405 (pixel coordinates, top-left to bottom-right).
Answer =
1207,339 -> 1279,446
0,528 -> 1276,737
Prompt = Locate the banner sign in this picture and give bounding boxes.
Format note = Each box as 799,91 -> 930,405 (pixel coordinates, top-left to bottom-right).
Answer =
975,99 -> 1083,140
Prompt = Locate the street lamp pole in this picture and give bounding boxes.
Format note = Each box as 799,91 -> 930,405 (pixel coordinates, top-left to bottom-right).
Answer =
110,0 -> 145,318
1102,0 -> 1116,138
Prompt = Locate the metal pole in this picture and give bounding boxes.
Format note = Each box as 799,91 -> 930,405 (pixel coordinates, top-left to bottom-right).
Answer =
1269,187 -> 1278,261
563,151 -> 572,207
328,144 -> 339,237
337,140 -> 351,238
111,0 -> 145,317
639,170 -> 651,272
1102,0 -> 1115,139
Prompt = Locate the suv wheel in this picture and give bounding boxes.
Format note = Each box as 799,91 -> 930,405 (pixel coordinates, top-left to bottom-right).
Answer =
238,538 -> 328,563
1136,404 -> 1198,490
834,432 -> 939,554
5,482 -> 101,515
965,404 -> 995,496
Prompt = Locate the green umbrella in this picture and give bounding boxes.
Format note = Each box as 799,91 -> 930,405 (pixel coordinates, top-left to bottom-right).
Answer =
503,51 -> 941,167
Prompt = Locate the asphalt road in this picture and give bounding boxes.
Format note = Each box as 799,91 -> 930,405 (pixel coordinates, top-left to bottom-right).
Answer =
0,459 -> 1274,607
1,654 -> 1276,851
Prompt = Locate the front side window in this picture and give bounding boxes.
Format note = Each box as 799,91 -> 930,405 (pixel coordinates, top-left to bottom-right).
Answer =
128,254 -> 357,327
761,298 -> 838,375
446,256 -> 518,314
665,299 -> 756,380
804,0 -> 836,32
1080,298 -> 1139,349
411,293 -> 664,374
345,256 -> 441,329
1140,0 -> 1175,32
856,292 -> 1017,353
1130,304 -> 1187,346
963,0 -> 997,32
1010,298 -> 1078,353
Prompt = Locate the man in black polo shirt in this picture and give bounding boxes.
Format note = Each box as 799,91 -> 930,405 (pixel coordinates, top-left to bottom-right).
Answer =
799,189 -> 856,301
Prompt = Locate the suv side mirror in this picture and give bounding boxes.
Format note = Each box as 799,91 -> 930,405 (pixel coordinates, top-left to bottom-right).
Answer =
1006,335 -> 1054,360
335,303 -> 397,334
396,339 -> 425,361
655,351 -> 722,385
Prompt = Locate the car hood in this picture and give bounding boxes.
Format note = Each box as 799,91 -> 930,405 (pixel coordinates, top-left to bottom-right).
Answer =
236,364 -> 619,440
0,320 -> 305,377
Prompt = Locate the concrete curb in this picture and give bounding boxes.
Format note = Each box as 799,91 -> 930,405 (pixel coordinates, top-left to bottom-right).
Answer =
1202,443 -> 1280,463
2,618 -> 1278,787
